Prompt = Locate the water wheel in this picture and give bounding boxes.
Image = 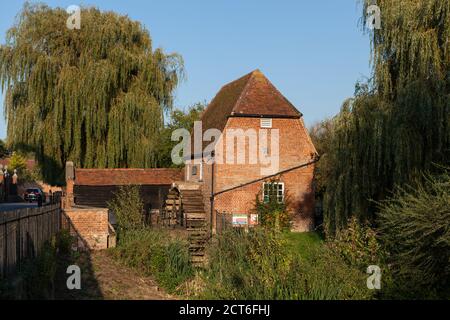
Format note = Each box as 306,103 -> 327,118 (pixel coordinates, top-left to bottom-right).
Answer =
161,186 -> 183,227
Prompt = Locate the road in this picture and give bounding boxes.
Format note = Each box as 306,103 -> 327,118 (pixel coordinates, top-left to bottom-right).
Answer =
0,202 -> 38,212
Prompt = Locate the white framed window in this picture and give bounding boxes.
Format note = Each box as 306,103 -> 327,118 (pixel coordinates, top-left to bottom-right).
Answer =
260,118 -> 272,128
263,182 -> 284,203
192,165 -> 198,176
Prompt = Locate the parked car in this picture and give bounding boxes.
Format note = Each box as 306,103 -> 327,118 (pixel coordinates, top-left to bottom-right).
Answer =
24,188 -> 46,203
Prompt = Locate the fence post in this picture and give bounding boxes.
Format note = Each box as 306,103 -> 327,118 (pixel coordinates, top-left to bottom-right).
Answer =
4,217 -> 7,277
0,214 -> 5,278
16,210 -> 21,273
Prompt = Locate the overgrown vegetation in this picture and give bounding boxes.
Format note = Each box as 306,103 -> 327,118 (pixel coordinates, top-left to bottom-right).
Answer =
0,230 -> 74,300
108,185 -> 145,235
377,172 -> 450,299
305,0 -> 450,299
199,228 -> 373,300
318,0 -> 449,236
110,229 -> 193,294
108,186 -> 193,294
254,182 -> 292,230
329,217 -> 384,270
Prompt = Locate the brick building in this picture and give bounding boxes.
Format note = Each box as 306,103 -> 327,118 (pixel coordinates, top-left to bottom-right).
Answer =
64,69 -> 318,250
184,70 -> 318,232
64,163 -> 183,249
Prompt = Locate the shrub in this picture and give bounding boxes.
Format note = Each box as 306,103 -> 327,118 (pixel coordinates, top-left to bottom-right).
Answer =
110,228 -> 193,293
8,152 -> 27,173
200,228 -> 373,300
328,217 -> 384,270
108,185 -> 145,235
56,229 -> 74,255
254,182 -> 292,231
377,172 -> 450,299
17,230 -> 72,300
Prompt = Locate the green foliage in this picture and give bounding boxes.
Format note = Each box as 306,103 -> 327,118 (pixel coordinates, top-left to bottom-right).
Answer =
254,182 -> 292,230
18,166 -> 43,184
0,230 -> 75,300
156,102 -> 206,168
283,232 -> 323,260
328,217 -> 384,270
0,139 -> 7,158
8,152 -> 27,173
110,228 -> 193,293
309,119 -> 335,198
377,172 -> 450,299
200,228 -> 373,300
56,229 -> 75,256
0,3 -> 184,184
5,151 -> 43,183
108,185 -> 145,235
323,0 -> 450,235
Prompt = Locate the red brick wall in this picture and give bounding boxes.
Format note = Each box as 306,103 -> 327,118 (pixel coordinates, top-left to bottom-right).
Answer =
205,117 -> 317,232
64,208 -> 110,250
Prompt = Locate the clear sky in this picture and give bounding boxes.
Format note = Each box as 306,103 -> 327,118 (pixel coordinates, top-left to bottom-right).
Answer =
0,0 -> 372,140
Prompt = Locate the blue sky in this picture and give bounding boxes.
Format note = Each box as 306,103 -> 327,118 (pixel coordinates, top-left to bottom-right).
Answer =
0,0 -> 371,140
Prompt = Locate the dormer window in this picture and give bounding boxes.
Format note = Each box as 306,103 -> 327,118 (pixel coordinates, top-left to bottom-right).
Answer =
261,118 -> 272,128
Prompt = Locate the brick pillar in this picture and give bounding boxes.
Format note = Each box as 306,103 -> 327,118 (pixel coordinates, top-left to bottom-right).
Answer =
65,162 -> 75,208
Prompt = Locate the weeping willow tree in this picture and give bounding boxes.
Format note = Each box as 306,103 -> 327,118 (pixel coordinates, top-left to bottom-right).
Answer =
323,0 -> 450,235
0,3 -> 183,184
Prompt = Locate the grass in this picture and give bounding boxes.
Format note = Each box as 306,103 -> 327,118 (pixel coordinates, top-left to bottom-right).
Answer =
283,231 -> 324,259
109,228 -> 194,295
199,228 -> 373,300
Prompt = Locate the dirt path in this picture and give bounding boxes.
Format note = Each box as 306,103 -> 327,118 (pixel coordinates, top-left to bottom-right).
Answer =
57,250 -> 175,300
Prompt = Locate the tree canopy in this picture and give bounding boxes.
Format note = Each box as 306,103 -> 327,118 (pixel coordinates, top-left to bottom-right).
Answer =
0,3 -> 183,184
8,152 -> 27,173
322,0 -> 450,235
0,139 -> 7,158
156,102 -> 206,168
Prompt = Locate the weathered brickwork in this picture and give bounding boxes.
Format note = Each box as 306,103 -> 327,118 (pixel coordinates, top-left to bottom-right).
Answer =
64,208 -> 110,250
187,70 -> 318,232
212,117 -> 316,232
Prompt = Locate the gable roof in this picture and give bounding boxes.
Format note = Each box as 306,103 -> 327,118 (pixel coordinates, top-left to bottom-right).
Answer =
201,69 -> 302,132
74,168 -> 184,186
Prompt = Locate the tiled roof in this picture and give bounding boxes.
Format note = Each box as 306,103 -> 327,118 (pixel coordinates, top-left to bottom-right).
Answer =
200,69 -> 302,132
74,168 -> 184,186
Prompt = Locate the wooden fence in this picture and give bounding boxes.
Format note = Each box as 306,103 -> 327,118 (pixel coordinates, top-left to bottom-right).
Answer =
0,203 -> 63,279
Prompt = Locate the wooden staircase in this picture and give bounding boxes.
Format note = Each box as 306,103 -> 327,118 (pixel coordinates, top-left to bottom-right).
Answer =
181,189 -> 209,267
161,188 -> 182,227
